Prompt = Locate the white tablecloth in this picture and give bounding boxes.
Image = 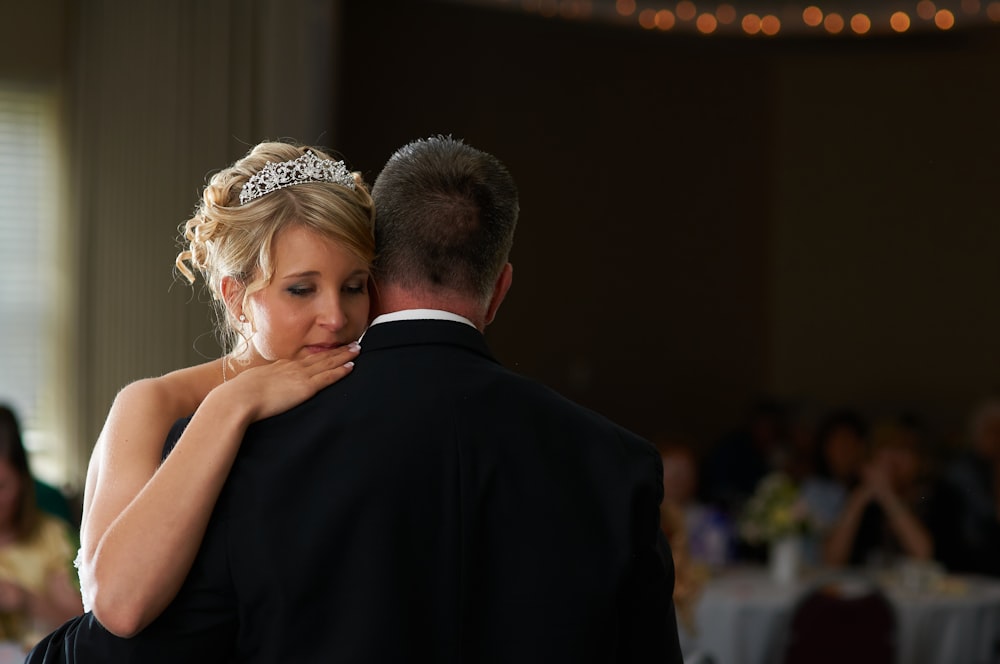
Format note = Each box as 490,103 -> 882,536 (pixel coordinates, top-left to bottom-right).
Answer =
0,642 -> 23,664
688,566 -> 1000,664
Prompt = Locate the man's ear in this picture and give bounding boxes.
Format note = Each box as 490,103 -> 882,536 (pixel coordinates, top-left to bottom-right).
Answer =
484,262 -> 513,327
367,276 -> 380,325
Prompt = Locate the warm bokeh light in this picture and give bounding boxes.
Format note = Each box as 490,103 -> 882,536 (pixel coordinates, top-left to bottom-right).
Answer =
615,0 -> 636,16
760,14 -> 781,34
935,8 -> 956,27
677,1 -> 697,21
890,11 -> 912,31
697,12 -> 719,32
558,0 -> 580,19
656,9 -> 676,29
716,3 -> 737,24
742,13 -> 762,33
524,0 -> 993,36
823,12 -> 845,32
538,0 -> 559,17
961,0 -> 981,14
802,6 -> 823,26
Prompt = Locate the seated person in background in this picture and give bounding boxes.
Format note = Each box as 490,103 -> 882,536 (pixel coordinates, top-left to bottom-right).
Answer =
823,416 -> 934,568
703,398 -> 790,517
799,410 -> 869,535
932,398 -> 1000,576
0,407 -> 75,528
658,438 -> 732,569
777,401 -> 823,484
0,405 -> 82,651
658,499 -> 700,655
656,438 -> 722,656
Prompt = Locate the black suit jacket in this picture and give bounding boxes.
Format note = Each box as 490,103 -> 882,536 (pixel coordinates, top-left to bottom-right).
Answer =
30,320 -> 681,663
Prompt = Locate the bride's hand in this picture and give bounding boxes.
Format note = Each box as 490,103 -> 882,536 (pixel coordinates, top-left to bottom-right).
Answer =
224,342 -> 360,421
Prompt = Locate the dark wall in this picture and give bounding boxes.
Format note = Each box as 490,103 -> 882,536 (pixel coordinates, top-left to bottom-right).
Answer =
337,0 -> 773,443
769,30 -> 1000,441
335,0 -> 1000,448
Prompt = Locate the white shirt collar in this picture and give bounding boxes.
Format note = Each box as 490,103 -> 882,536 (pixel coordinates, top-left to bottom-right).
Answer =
368,309 -> 476,329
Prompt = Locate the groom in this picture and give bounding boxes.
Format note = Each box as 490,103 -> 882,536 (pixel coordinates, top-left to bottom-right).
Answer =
31,136 -> 682,662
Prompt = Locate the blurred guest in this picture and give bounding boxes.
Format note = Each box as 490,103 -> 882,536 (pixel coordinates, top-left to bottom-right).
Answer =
0,405 -> 82,651
703,398 -> 789,517
823,416 -> 934,568
931,399 -> 1000,576
781,401 -> 822,484
800,410 -> 869,533
658,500 -> 701,655
658,439 -> 732,569
0,408 -> 74,528
656,437 -> 719,659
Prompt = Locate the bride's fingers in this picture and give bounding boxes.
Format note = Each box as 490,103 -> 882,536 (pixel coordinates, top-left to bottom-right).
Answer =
299,342 -> 361,371
230,342 -> 361,395
304,349 -> 360,378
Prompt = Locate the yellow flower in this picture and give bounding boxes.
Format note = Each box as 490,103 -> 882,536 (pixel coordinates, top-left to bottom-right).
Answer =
738,472 -> 815,544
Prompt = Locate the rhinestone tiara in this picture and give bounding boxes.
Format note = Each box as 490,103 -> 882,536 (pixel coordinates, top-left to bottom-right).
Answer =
239,150 -> 356,205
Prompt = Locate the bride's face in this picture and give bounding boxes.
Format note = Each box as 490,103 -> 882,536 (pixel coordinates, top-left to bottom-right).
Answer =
244,224 -> 370,363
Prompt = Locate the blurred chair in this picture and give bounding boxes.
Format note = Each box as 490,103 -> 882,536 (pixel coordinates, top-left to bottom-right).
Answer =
683,650 -> 716,664
781,580 -> 895,664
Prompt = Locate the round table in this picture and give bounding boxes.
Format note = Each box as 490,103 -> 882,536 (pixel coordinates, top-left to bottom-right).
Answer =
687,565 -> 1000,664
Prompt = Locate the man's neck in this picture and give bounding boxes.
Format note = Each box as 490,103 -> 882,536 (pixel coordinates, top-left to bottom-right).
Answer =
369,309 -> 476,328
374,286 -> 487,331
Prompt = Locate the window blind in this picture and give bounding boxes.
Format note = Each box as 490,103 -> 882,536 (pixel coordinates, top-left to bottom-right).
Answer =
0,85 -> 61,468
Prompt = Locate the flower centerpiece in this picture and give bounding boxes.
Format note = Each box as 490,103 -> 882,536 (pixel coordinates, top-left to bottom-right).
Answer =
738,472 -> 815,583
738,472 -> 813,544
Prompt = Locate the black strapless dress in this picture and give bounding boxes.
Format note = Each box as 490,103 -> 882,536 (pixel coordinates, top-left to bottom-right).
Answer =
25,417 -> 233,664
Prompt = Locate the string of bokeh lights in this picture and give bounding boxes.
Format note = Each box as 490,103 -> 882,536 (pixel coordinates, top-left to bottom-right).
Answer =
511,0 -> 1000,36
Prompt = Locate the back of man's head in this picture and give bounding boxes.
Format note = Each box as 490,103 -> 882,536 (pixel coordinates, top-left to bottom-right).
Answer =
371,135 -> 519,305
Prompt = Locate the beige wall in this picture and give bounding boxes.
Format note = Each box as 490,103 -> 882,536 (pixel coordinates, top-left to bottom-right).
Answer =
6,0 -> 344,486
0,1 -> 69,81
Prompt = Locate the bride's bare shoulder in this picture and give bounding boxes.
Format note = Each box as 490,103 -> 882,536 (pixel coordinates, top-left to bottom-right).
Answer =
112,360 -> 221,417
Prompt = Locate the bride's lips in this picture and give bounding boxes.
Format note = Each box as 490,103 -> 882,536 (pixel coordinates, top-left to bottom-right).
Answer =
304,343 -> 342,354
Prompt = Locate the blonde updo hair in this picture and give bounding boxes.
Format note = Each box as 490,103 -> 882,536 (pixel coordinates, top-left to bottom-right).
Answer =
176,141 -> 376,353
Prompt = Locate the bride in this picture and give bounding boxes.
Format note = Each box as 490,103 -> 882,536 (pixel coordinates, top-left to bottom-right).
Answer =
74,141 -> 375,637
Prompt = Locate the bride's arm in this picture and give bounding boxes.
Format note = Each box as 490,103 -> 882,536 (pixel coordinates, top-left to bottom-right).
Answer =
78,347 -> 358,638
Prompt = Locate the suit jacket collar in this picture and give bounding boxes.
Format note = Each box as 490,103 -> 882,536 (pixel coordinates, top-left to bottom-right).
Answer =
359,319 -> 498,364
